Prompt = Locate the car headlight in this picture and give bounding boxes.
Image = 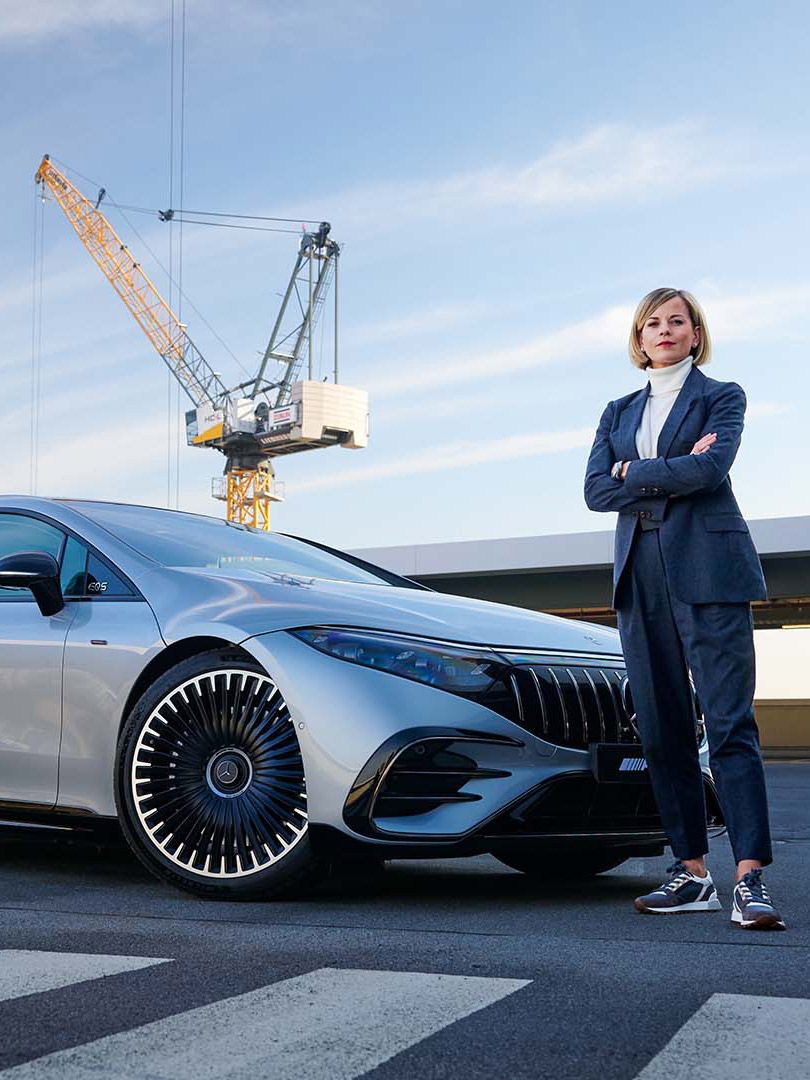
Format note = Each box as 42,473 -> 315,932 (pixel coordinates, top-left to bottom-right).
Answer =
288,626 -> 512,702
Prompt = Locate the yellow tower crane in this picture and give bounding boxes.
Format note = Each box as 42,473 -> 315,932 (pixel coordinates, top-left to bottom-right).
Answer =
35,155 -> 368,528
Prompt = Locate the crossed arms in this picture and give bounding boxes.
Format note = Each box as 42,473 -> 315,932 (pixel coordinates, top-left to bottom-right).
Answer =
583,382 -> 746,514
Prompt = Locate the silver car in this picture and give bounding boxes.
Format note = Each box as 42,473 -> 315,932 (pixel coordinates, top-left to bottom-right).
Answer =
0,497 -> 722,899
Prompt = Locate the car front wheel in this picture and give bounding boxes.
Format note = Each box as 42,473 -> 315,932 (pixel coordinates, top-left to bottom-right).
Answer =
115,649 -> 324,899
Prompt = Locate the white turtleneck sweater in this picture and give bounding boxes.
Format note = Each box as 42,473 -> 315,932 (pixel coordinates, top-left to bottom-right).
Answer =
635,353 -> 694,459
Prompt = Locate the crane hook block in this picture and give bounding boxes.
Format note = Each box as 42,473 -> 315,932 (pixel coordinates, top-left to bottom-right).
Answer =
159,209 -> 175,221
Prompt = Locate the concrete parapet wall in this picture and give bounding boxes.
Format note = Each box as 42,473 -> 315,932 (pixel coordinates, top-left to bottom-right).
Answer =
755,699 -> 810,756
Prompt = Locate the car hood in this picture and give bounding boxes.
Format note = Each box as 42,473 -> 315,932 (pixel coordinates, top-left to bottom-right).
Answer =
146,565 -> 622,656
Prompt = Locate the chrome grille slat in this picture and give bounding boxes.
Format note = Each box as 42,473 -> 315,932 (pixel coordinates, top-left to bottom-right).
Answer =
582,668 -> 606,743
509,673 -> 525,728
609,669 -> 630,742
599,670 -> 623,742
527,666 -> 548,737
547,668 -> 569,742
565,667 -> 588,745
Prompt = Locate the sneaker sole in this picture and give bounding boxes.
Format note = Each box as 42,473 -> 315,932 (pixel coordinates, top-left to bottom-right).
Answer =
731,910 -> 786,931
634,898 -> 723,914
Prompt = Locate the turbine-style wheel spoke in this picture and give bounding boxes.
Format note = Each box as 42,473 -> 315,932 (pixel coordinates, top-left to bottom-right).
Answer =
131,669 -> 307,880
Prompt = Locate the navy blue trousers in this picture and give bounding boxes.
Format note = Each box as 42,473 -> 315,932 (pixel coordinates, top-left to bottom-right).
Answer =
615,525 -> 772,866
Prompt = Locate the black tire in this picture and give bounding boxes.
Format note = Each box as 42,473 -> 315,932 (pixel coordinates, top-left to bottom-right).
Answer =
115,649 -> 327,900
493,848 -> 630,878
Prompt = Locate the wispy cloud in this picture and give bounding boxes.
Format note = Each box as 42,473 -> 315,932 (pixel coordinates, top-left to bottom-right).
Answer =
329,121 -> 804,230
0,252 -> 101,319
5,415 -> 171,497
364,281 -> 810,400
0,0 -> 168,42
290,426 -> 594,494
15,121 -> 781,271
747,401 -> 794,419
699,282 -> 810,343
366,303 -> 631,398
289,391 -> 794,499
375,388 -> 505,426
345,303 -> 487,349
0,0 -> 387,45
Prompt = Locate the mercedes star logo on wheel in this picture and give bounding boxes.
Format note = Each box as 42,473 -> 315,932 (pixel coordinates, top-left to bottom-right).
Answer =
216,760 -> 238,784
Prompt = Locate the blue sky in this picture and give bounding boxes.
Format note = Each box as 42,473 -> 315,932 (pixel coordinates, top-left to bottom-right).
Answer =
1,0 -> 809,555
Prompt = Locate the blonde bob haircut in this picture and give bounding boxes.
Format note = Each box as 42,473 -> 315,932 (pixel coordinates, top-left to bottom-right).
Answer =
629,287 -> 712,370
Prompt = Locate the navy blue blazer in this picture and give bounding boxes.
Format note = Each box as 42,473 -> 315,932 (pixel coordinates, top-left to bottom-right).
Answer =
584,364 -> 767,607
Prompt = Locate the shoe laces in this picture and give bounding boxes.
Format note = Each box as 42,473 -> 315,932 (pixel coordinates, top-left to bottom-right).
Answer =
737,868 -> 771,904
662,860 -> 691,892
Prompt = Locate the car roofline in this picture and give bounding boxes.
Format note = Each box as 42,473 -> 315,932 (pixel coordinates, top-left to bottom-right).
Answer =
52,500 -> 419,589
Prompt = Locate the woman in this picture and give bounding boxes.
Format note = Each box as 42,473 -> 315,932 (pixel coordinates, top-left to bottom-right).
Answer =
584,287 -> 785,930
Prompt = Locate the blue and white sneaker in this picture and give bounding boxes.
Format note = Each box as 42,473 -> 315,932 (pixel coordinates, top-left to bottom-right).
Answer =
634,861 -> 722,915
731,869 -> 786,931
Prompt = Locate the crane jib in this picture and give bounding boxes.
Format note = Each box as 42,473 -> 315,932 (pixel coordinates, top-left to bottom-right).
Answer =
35,156 -> 228,410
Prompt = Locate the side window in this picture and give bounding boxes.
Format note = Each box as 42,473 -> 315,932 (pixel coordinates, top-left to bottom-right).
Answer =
60,536 -> 89,598
0,513 -> 64,599
60,537 -> 136,600
85,552 -> 135,597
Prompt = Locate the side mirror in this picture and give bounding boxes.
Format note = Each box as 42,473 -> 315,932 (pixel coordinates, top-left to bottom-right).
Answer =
0,551 -> 64,616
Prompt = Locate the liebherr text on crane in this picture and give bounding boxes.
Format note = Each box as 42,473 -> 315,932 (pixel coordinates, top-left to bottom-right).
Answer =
35,155 -> 368,529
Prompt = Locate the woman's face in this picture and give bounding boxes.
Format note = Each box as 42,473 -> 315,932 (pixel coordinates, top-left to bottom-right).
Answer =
638,296 -> 700,368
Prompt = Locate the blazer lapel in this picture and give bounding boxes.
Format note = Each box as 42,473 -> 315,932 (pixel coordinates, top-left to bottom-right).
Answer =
617,385 -> 649,460
656,364 -> 701,457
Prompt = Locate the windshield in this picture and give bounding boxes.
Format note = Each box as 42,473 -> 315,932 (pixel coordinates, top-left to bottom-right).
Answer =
66,502 -> 420,589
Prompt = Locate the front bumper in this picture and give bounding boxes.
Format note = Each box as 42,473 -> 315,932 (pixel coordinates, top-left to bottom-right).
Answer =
242,631 -> 721,857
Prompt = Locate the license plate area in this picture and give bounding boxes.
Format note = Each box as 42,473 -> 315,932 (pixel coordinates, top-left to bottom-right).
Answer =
590,743 -> 650,783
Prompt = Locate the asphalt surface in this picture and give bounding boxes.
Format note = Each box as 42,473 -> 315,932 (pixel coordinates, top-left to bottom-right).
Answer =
0,763 -> 808,1079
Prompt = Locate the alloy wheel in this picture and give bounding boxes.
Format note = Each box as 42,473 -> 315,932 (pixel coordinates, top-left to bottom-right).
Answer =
130,668 -> 307,879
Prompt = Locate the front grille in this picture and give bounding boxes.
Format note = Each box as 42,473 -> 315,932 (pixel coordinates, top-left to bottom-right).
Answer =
507,663 -> 638,750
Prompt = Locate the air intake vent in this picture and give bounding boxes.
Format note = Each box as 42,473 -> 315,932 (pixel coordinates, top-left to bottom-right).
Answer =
488,771 -> 724,837
374,742 -> 510,819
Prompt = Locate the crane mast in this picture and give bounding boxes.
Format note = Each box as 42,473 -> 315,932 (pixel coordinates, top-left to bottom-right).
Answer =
34,155 -> 367,529
254,223 -> 339,406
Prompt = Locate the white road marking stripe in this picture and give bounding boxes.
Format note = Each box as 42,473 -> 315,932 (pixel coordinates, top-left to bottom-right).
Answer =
0,951 -> 170,1004
635,993 -> 810,1079
0,967 -> 529,1079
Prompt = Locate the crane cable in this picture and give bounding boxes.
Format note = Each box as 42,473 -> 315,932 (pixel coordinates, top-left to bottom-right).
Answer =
130,206 -> 315,226
29,188 -> 46,495
166,0 -> 176,509
48,159 -> 318,231
174,0 -> 189,509
47,158 -> 249,380
168,0 -> 187,509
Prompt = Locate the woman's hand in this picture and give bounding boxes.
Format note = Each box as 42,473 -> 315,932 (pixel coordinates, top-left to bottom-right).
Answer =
690,432 -> 717,455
